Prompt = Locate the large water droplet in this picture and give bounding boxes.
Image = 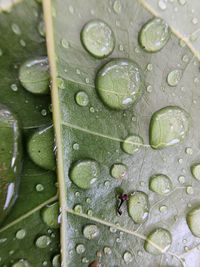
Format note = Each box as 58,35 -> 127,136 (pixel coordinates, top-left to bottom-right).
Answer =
191,163 -> 200,181
42,202 -> 59,229
83,224 -> 99,240
96,59 -> 144,110
139,18 -> 170,52
122,135 -> 143,154
110,163 -> 127,179
123,251 -> 133,264
16,229 -> 26,239
187,206 -> 200,237
128,191 -> 149,224
27,125 -> 55,171
12,259 -> 32,267
144,228 -> 172,255
149,106 -> 190,149
149,174 -> 172,195
167,69 -> 182,87
81,19 -> 115,58
70,159 -> 100,189
19,57 -> 50,94
75,91 -> 89,107
35,235 -> 51,248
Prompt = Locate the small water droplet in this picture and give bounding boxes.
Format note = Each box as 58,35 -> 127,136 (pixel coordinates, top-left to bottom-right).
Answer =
113,0 -> 122,14
178,175 -> 185,184
186,186 -> 194,195
159,205 -> 168,213
122,135 -> 143,155
90,107 -> 95,113
35,235 -> 51,248
147,63 -> 153,71
149,174 -> 172,195
123,251 -> 133,263
182,54 -> 189,63
72,143 -> 80,150
61,39 -> 69,49
52,254 -> 60,267
178,0 -> 186,5
158,0 -> 167,10
11,83 -> 18,92
42,202 -> 59,229
75,91 -> 89,107
38,19 -> 46,37
12,259 -> 31,267
146,85 -> 153,93
73,204 -> 83,213
76,244 -> 86,254
83,224 -> 99,240
110,163 -> 127,179
118,44 -> 124,51
41,109 -> 47,116
178,158 -> 183,164
110,226 -> 117,233
185,147 -> 193,155
87,209 -> 93,216
167,69 -> 182,87
16,229 -> 26,240
104,246 -> 112,255
11,23 -> 21,35
20,39 -> 26,47
192,17 -> 198,25
69,5 -> 74,14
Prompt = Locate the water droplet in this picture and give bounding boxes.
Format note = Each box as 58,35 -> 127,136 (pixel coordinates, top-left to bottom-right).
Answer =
35,235 -> 51,248
76,244 -> 86,254
185,147 -> 193,155
139,18 -> 170,52
104,246 -> 112,255
86,197 -> 91,204
41,109 -> 47,116
90,107 -> 95,113
104,180 -> 110,187
87,209 -> 93,216
72,143 -> 79,150
70,159 -> 100,189
11,83 -> 18,92
11,23 -> 21,35
75,91 -> 89,107
149,174 -> 172,195
69,5 -> 74,14
96,59 -> 144,110
73,204 -> 83,213
38,19 -> 46,37
122,135 -> 143,155
83,224 -> 99,240
110,163 -> 127,179
12,259 -> 32,267
19,57 -> 49,94
147,63 -> 153,71
52,254 -> 60,267
178,175 -> 185,184
137,250 -> 143,256
20,39 -> 26,47
128,191 -> 149,224
178,0 -> 186,5
75,191 -> 80,197
35,183 -> 44,192
61,38 -> 69,49
110,226 -> 117,233
0,48 -> 3,56
186,186 -> 194,195
146,85 -> 153,93
150,106 -> 190,149
182,54 -> 189,63
192,17 -> 198,25
187,206 -> 200,237
16,229 -> 26,239
42,202 -> 59,229
123,251 -> 133,263
81,19 -> 115,58
144,228 -> 172,255
159,205 -> 168,213
167,69 -> 182,87
113,0 -> 122,14
191,163 -> 200,181
27,125 -> 55,171
158,0 -> 167,10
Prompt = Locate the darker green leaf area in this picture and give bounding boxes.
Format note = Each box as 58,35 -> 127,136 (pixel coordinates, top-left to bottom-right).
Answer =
0,0 -> 59,266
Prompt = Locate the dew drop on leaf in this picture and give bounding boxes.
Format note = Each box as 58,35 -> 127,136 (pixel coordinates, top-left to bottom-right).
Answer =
123,251 -> 133,264
38,19 -> 46,37
113,0 -> 122,14
104,246 -> 112,255
144,228 -> 172,255
35,183 -> 44,192
149,174 -> 172,195
128,191 -> 149,223
10,83 -> 18,92
19,57 -> 50,95
167,69 -> 182,87
41,202 -> 59,229
187,206 -> 200,237
185,147 -> 193,155
191,163 -> 200,181
139,18 -> 170,52
110,163 -> 127,179
35,235 -> 51,248
83,224 -> 99,240
186,185 -> 194,195
81,19 -> 115,58
178,175 -> 185,184
69,159 -> 100,189
75,91 -> 89,107
122,135 -> 143,155
11,23 -> 21,35
15,229 -> 26,240
73,204 -> 83,213
52,254 -> 61,267
12,259 -> 32,267
149,106 -> 190,149
159,205 -> 168,213
72,143 -> 80,150
76,244 -> 86,254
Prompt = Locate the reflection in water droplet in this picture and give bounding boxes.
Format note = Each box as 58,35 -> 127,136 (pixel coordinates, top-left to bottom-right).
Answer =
149,106 -> 190,149
35,235 -> 51,248
110,163 -> 127,179
76,244 -> 86,254
83,224 -> 99,240
128,191 -> 149,224
187,206 -> 200,237
96,58 -> 144,110
149,174 -> 172,195
16,229 -> 26,240
70,159 -> 100,189
75,91 -> 89,107
122,135 -> 143,155
139,18 -> 170,52
81,19 -> 115,58
144,228 -> 172,255
167,69 -> 182,87
123,251 -> 133,263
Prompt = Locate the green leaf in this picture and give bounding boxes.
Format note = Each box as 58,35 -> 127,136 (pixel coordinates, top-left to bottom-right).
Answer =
0,0 -> 59,266
43,0 -> 200,266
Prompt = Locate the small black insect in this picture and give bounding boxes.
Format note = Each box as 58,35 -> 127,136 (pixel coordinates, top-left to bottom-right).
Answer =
117,193 -> 129,215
